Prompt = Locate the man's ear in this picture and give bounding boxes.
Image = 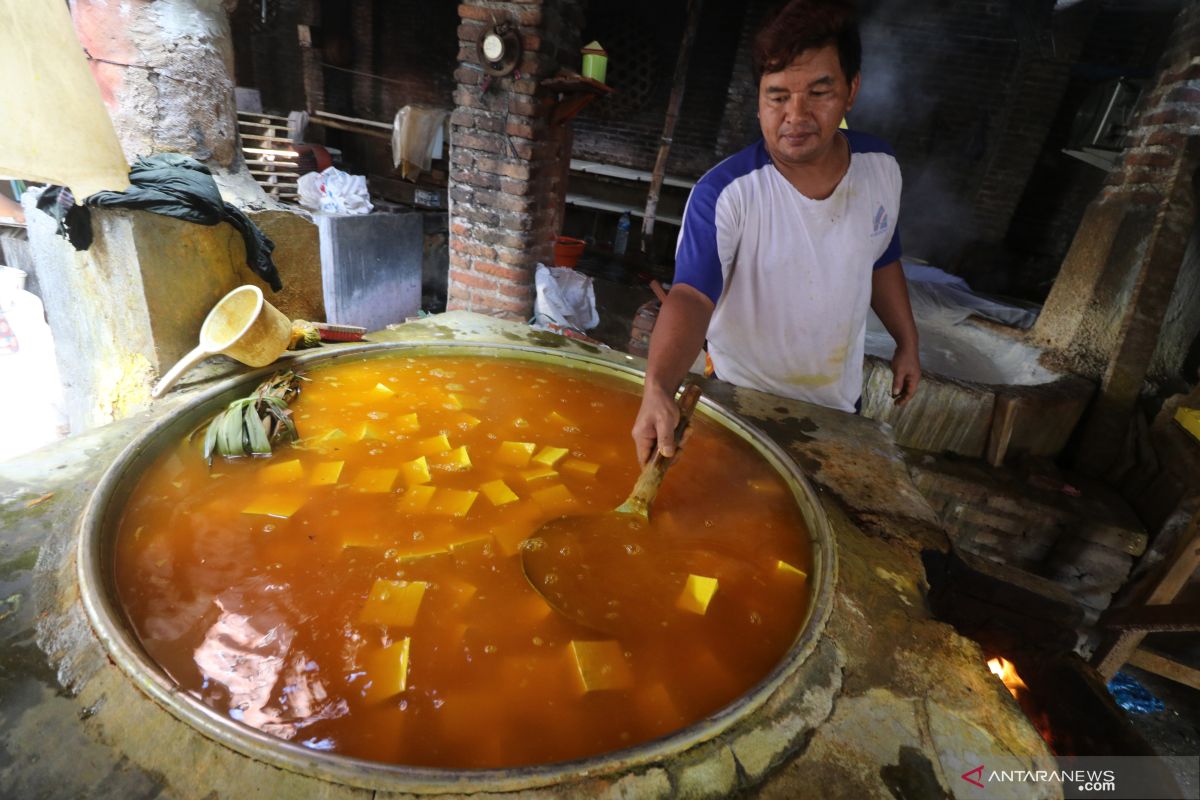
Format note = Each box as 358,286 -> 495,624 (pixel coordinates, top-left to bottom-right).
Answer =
846,72 -> 861,112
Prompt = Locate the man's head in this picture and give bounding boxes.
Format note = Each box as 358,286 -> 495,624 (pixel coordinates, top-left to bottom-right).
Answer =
753,0 -> 862,170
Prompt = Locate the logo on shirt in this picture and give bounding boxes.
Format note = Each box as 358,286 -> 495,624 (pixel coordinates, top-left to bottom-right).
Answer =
871,204 -> 889,237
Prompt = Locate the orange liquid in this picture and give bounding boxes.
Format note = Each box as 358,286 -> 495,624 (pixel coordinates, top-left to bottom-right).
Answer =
114,355 -> 811,768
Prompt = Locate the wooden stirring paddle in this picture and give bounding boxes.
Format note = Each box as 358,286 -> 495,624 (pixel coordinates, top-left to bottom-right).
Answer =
520,384 -> 702,637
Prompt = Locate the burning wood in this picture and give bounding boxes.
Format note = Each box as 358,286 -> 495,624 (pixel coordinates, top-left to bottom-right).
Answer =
989,656 -> 1030,700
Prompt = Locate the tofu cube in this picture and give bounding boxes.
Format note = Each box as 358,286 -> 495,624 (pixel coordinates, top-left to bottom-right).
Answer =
400,456 -> 432,486
495,441 -> 536,468
676,574 -> 719,615
241,493 -> 306,519
351,467 -> 399,493
569,640 -> 633,692
394,413 -> 421,434
361,637 -> 411,702
480,479 -> 519,506
390,543 -> 448,563
531,484 -> 575,513
358,579 -> 428,627
415,434 -> 451,456
259,459 -> 303,484
776,560 -> 808,582
309,461 -> 344,486
547,410 -> 575,428
431,488 -> 478,517
440,393 -> 463,410
397,484 -> 437,512
452,412 -> 481,430
430,446 -> 472,471
532,446 -> 569,467
355,423 -> 385,442
518,466 -> 558,483
560,459 -> 599,477
448,392 -> 482,409
372,382 -> 395,398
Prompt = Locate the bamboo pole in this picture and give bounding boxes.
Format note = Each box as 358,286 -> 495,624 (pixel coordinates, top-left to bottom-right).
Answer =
641,0 -> 705,253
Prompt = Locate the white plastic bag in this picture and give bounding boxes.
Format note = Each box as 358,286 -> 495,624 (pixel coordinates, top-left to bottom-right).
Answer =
297,167 -> 373,215
534,263 -> 598,331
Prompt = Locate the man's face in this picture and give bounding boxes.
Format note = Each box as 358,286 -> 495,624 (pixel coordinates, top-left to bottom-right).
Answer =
758,44 -> 860,169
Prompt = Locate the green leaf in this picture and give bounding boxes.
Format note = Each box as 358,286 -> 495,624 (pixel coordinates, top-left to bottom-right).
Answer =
244,403 -> 271,454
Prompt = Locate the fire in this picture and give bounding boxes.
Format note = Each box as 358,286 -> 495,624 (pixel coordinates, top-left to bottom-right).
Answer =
988,657 -> 1029,700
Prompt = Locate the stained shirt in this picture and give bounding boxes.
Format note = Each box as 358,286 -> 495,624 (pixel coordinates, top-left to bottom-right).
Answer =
673,131 -> 902,412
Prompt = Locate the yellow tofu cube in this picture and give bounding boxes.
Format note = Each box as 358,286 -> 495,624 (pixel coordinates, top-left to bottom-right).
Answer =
355,423 -> 385,442
415,434 -> 451,456
372,382 -> 395,397
399,456 -> 432,486
307,428 -> 348,453
397,484 -> 437,512
351,467 -> 399,493
518,466 -> 558,483
449,392 -> 483,409
259,459 -> 303,484
776,560 -> 808,582
480,479 -> 519,506
309,461 -> 344,486
448,535 -> 493,557
439,577 -> 478,606
569,640 -> 633,693
531,484 -> 575,513
358,579 -> 428,627
532,446 -> 569,467
495,441 -> 536,468
430,446 -> 472,471
451,412 -> 481,430
560,458 -> 599,477
394,412 -> 421,434
241,493 -> 306,519
676,574 -> 719,615
390,543 -> 448,563
547,410 -> 575,428
431,488 -> 478,517
361,637 -> 411,702
440,393 -> 463,410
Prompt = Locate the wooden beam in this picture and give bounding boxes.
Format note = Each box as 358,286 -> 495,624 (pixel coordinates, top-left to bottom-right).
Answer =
1127,648 -> 1200,691
641,0 -> 704,251
1101,603 -> 1200,632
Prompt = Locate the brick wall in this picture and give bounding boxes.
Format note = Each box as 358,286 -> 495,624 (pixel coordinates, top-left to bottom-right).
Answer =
446,0 -> 583,320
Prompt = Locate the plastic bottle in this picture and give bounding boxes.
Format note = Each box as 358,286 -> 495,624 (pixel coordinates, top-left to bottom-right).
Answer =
613,212 -> 631,256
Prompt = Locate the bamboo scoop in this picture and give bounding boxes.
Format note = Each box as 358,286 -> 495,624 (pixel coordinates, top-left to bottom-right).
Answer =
520,384 -> 702,636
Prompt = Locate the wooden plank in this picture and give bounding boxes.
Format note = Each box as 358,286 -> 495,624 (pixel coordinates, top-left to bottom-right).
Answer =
240,133 -> 291,143
237,111 -> 289,122
1127,648 -> 1200,691
243,159 -> 301,168
307,116 -> 392,140
243,147 -> 298,157
1101,603 -> 1200,632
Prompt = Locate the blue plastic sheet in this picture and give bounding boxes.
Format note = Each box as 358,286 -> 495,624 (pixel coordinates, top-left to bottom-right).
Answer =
1107,671 -> 1165,714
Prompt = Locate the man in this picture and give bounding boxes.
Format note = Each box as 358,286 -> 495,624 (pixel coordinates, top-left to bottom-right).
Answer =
632,0 -> 920,465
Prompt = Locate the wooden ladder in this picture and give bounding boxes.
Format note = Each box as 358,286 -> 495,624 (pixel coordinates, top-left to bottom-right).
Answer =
1094,508 -> 1200,690
236,111 -> 299,201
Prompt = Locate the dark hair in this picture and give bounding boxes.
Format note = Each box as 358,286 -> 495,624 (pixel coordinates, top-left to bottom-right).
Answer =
752,0 -> 862,85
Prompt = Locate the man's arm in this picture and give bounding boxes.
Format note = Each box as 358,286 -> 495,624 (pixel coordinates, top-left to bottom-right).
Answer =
870,260 -> 920,405
631,284 -> 715,464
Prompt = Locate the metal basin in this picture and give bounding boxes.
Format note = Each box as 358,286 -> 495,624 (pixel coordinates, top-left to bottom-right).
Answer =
77,341 -> 837,793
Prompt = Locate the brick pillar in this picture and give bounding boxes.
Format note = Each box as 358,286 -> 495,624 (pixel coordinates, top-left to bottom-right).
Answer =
1033,0 -> 1200,475
447,1 -> 582,321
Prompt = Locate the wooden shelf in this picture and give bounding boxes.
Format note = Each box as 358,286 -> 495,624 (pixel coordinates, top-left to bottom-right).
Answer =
542,73 -> 614,125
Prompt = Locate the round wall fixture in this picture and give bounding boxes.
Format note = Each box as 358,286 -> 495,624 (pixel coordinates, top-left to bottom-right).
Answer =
477,22 -> 522,77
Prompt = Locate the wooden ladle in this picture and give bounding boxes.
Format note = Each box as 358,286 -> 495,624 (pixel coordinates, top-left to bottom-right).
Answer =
520,384 -> 702,636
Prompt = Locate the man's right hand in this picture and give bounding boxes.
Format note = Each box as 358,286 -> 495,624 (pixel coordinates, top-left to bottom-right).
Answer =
632,384 -> 681,466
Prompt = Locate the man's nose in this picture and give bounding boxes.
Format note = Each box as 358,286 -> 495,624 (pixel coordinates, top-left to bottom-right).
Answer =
784,94 -> 810,119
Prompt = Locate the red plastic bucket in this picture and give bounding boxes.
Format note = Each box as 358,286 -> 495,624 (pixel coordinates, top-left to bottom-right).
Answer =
553,236 -> 585,268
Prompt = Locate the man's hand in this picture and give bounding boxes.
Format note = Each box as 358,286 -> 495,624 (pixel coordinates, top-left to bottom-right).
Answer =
632,384 -> 680,466
891,344 -> 921,406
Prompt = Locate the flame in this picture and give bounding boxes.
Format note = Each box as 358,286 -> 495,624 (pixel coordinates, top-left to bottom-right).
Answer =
988,657 -> 1029,700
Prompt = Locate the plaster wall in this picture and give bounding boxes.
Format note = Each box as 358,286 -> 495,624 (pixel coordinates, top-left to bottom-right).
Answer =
1149,222 -> 1200,383
71,0 -> 242,168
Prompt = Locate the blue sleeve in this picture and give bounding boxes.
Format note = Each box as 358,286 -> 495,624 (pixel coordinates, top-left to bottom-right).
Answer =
873,225 -> 901,270
673,180 -> 724,304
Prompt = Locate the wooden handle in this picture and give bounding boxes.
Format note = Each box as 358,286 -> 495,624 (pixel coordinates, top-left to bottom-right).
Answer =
151,345 -> 210,399
619,383 -> 702,519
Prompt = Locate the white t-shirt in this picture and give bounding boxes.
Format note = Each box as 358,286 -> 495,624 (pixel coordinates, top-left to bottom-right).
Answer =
673,131 -> 902,412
